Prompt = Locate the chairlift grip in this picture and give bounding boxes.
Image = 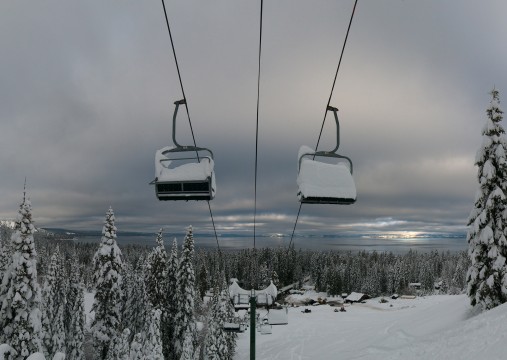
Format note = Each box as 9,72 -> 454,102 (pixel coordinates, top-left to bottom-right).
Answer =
174,99 -> 186,105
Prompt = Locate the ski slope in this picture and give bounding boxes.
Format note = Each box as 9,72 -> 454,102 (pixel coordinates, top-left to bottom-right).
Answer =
234,295 -> 506,360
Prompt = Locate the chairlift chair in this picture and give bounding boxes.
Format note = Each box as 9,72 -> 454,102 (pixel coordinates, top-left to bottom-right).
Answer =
223,322 -> 247,333
151,99 -> 216,201
297,106 -> 356,204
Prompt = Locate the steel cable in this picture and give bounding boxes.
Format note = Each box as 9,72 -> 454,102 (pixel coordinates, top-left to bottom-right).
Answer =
287,0 -> 359,251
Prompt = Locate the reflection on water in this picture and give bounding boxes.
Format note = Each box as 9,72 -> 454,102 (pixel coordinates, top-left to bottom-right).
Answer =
75,233 -> 467,254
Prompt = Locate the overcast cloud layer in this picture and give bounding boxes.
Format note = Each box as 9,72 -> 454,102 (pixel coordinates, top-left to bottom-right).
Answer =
1,0 -> 506,240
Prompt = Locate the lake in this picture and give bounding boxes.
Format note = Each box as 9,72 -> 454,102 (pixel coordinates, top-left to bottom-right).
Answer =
73,232 -> 467,254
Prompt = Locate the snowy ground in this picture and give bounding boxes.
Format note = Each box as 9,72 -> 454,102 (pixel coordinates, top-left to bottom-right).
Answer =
234,294 -> 506,360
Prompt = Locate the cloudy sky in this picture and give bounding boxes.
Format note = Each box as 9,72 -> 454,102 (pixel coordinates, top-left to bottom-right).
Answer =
1,0 -> 506,239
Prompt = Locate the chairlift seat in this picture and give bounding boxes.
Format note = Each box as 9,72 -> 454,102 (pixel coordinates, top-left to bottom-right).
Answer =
297,145 -> 356,205
223,322 -> 246,333
153,146 -> 216,201
259,323 -> 272,335
151,99 -> 217,201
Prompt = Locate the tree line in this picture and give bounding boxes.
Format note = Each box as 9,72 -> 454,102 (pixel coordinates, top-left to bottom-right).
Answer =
0,200 -> 236,360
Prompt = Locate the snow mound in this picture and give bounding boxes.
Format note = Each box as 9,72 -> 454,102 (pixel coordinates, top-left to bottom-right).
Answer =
378,300 -> 507,360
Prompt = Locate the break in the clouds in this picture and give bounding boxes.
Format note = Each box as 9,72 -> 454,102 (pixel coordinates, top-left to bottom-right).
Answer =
1,0 -> 506,239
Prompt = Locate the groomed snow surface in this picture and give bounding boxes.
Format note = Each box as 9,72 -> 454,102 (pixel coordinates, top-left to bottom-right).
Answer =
234,294 -> 506,360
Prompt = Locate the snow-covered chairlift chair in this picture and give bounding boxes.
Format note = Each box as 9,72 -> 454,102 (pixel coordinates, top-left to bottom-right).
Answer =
151,99 -> 216,201
297,106 -> 356,204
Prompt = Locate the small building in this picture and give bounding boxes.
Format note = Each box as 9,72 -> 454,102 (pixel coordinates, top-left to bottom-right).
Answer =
408,283 -> 421,290
279,282 -> 296,294
344,292 -> 370,303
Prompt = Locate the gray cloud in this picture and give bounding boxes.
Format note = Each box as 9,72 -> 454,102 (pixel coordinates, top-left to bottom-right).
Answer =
1,0 -> 505,239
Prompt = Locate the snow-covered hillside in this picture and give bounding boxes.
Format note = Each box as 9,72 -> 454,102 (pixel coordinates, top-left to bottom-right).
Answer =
235,295 -> 506,360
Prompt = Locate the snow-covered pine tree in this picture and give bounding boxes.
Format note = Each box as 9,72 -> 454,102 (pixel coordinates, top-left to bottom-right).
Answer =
204,283 -> 222,360
65,258 -> 85,360
128,333 -> 143,360
271,270 -> 280,287
111,328 -> 130,360
204,276 -> 231,360
41,245 -> 66,358
0,190 -> 43,358
467,89 -> 507,309
197,262 -> 209,300
164,238 -> 179,360
174,226 -> 197,358
0,226 -> 11,285
145,228 -> 168,311
0,343 -> 17,359
222,277 -> 236,360
91,207 -> 125,359
121,256 -> 148,341
143,309 -> 164,360
179,328 -> 195,360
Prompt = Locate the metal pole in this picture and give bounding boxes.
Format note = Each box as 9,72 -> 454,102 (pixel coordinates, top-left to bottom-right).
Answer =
250,291 -> 256,360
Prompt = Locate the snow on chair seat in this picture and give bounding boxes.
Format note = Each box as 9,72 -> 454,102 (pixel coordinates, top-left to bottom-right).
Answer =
153,146 -> 216,201
297,149 -> 356,204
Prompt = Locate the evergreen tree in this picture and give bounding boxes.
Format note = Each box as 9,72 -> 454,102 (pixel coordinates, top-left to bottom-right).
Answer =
174,226 -> 197,358
0,226 -> 11,285
467,89 -> 507,309
197,262 -> 209,300
128,333 -> 143,360
121,258 -> 147,340
145,229 -> 168,311
114,328 -> 131,360
91,207 -> 124,359
204,283 -> 225,360
271,270 -> 280,287
258,263 -> 270,288
452,254 -> 468,293
41,245 -> 66,358
205,276 -> 235,360
143,309 -> 164,360
164,238 -> 179,360
179,329 -> 195,360
0,191 -> 43,358
65,259 -> 85,360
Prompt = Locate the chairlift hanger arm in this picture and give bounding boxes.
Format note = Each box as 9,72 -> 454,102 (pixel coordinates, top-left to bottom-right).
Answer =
170,99 -> 214,158
326,105 -> 340,154
172,99 -> 186,148
297,105 -> 352,172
